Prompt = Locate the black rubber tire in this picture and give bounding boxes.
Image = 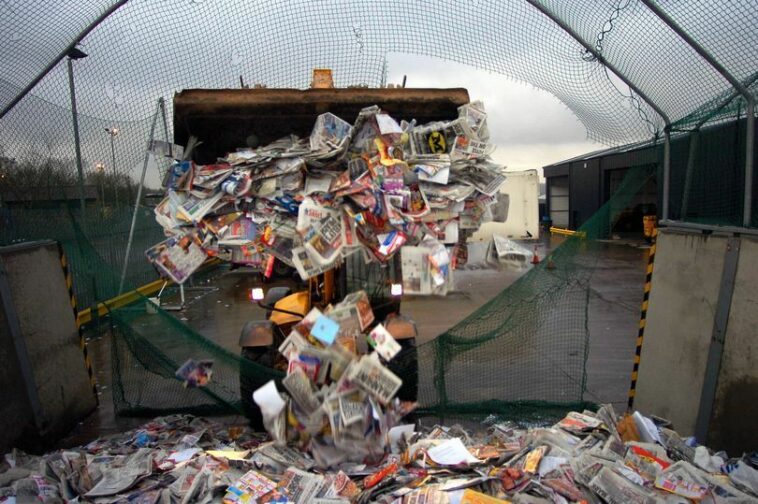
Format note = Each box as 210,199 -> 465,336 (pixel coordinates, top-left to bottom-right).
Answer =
273,260 -> 295,279
387,338 -> 418,403
239,346 -> 278,431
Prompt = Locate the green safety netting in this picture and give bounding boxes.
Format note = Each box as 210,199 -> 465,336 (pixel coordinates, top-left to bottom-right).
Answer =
104,162 -> 654,423
1,2 -> 755,291
0,0 -> 756,424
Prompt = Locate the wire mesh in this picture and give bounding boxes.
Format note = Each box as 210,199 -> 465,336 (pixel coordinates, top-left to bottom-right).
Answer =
105,163 -> 655,422
668,117 -> 753,227
7,0 -> 756,150
0,0 -> 757,423
1,1 -> 756,228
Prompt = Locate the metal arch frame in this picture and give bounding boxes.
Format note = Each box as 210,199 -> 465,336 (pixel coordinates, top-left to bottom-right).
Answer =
640,0 -> 755,228
522,0 -> 674,220
0,0 -> 131,119
524,1 -> 757,445
638,0 -> 757,446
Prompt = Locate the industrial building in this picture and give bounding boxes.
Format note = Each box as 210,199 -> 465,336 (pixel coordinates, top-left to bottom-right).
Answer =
544,117 -> 757,235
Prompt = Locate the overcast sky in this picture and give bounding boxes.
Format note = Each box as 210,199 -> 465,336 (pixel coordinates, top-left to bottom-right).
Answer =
386,54 -> 602,174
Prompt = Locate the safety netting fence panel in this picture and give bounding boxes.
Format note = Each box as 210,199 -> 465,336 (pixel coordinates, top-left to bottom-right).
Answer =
0,88 -> 169,308
1,2 -> 756,306
0,0 -> 755,424
107,162 -> 655,423
4,1 -> 757,147
668,115 -> 756,228
0,204 -> 164,310
413,162 -> 656,423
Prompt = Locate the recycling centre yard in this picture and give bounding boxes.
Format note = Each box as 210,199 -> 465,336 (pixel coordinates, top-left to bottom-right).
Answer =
2,1 -> 758,503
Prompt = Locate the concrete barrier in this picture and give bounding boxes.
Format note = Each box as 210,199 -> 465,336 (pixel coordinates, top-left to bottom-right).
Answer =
634,228 -> 758,454
0,241 -> 97,452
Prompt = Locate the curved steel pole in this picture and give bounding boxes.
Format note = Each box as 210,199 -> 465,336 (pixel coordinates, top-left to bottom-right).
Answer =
523,0 -> 672,220
640,0 -> 755,226
0,0 -> 130,119
523,0 -> 671,126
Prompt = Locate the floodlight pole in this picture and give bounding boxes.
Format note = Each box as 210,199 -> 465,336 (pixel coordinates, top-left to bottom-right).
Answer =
106,128 -> 119,209
119,98 -> 162,294
523,0 -> 672,218
640,0 -> 755,227
0,0 -> 129,120
67,56 -> 87,213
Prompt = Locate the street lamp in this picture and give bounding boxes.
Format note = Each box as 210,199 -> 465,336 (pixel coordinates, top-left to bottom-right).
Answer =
67,47 -> 88,213
95,162 -> 105,211
105,127 -> 119,209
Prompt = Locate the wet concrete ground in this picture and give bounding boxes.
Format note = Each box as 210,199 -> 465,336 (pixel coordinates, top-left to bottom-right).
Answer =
58,235 -> 648,448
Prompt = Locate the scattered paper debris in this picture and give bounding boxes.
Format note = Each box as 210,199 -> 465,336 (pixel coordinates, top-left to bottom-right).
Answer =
2,403 -> 757,502
174,358 -> 213,387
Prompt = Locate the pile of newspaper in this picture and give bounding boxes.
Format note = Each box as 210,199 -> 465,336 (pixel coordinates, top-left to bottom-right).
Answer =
251,289 -> 415,470
147,102 -> 505,295
3,405 -> 758,503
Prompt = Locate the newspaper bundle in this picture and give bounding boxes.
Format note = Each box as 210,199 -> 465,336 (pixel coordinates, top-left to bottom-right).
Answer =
147,101 -> 506,291
250,290 -> 413,468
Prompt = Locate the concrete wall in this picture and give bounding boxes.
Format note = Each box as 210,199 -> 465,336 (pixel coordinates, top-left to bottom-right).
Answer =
708,236 -> 758,453
634,229 -> 758,454
634,229 -> 723,435
0,290 -> 35,452
0,241 -> 96,452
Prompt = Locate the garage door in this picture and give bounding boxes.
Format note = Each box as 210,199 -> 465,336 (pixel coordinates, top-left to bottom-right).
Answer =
549,176 -> 569,228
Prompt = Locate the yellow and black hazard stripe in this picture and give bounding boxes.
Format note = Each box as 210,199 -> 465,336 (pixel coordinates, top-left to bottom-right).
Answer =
57,244 -> 99,405
627,228 -> 657,411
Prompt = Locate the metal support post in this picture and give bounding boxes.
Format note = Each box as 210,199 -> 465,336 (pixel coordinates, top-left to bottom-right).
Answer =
662,128 -> 671,221
159,101 -> 172,181
109,131 -> 119,209
744,99 -> 754,226
119,98 -> 163,294
161,100 -> 171,145
680,130 -> 700,218
67,58 -> 86,213
640,0 -> 755,227
694,237 -> 740,444
99,171 -> 105,212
